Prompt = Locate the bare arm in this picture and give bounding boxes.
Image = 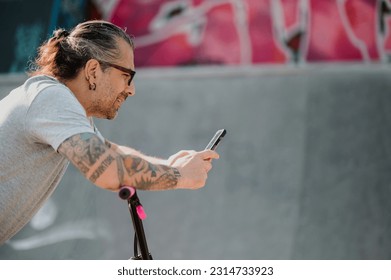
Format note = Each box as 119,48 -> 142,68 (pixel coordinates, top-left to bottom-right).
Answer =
58,133 -> 180,191
105,140 -> 198,167
58,133 -> 219,191
105,140 -> 168,166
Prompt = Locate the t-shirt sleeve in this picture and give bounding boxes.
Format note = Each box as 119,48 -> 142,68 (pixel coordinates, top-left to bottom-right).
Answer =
25,85 -> 97,151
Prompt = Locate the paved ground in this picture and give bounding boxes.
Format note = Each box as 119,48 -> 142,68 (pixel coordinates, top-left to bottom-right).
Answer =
1,64 -> 391,259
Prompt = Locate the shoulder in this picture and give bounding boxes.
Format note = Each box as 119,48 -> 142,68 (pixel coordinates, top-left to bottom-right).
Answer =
24,75 -> 75,102
24,75 -> 63,96
26,75 -> 86,116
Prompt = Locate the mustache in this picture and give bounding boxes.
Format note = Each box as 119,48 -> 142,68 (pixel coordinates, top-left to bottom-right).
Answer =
118,92 -> 128,101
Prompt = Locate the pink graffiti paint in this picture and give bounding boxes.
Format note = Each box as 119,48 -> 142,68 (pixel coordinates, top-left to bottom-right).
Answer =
106,0 -> 386,65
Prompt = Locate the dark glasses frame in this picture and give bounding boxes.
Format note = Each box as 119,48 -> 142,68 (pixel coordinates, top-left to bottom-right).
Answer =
100,61 -> 136,86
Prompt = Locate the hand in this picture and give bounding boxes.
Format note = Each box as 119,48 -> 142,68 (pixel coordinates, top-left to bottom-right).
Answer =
167,150 -> 196,166
172,150 -> 220,190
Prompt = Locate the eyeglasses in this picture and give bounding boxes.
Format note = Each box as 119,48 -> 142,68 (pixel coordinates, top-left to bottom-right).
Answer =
100,61 -> 136,86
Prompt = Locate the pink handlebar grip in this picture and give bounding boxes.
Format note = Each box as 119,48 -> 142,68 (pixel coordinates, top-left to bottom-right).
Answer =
136,205 -> 147,220
118,186 -> 136,200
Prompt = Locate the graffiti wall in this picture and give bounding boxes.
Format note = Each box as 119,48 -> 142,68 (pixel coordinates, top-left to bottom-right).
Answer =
99,0 -> 391,66
1,0 -> 391,73
0,0 -> 88,73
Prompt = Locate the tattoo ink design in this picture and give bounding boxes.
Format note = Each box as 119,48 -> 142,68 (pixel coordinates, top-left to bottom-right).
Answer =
104,139 -> 112,148
89,155 -> 115,182
116,156 -> 125,186
147,162 -> 158,177
60,134 -> 181,190
59,133 -> 108,177
118,154 -> 179,190
133,172 -> 177,190
122,155 -> 141,176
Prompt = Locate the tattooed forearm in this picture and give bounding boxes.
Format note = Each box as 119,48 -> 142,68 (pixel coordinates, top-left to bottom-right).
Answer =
133,172 -> 178,190
118,154 -> 180,190
127,156 -> 143,174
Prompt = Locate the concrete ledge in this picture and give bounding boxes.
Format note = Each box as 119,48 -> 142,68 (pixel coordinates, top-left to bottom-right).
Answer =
1,63 -> 391,84
1,64 -> 391,259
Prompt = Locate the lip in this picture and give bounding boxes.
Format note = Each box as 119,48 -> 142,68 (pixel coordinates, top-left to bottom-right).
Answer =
116,98 -> 124,107
116,93 -> 128,104
120,93 -> 128,101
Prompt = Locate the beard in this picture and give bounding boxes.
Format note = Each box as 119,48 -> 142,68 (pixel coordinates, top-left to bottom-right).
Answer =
87,100 -> 118,120
87,87 -> 127,119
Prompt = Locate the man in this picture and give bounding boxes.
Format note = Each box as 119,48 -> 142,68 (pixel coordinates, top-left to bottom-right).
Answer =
0,20 -> 219,244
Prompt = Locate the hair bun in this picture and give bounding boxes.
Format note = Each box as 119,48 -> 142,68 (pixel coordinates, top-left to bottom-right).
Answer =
53,29 -> 70,40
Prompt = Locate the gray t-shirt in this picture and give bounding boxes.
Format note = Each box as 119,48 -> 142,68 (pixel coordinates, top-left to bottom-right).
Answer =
0,75 -> 104,244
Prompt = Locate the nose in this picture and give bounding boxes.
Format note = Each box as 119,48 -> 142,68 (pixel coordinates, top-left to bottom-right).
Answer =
126,82 -> 135,96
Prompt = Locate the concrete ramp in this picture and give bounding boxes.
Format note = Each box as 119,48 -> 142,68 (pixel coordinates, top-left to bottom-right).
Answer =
0,65 -> 390,259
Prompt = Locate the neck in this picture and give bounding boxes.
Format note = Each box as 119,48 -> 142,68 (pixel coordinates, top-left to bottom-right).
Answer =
62,75 -> 92,117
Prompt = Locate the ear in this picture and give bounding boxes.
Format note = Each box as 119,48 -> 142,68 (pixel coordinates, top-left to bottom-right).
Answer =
84,59 -> 100,83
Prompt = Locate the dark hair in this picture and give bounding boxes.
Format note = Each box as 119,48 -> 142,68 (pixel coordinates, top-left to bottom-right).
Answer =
29,20 -> 134,80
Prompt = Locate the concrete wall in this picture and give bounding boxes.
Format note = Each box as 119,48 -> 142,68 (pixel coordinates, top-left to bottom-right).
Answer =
1,65 -> 391,259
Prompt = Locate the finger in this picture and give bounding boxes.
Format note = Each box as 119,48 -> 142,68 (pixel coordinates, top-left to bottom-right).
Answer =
204,162 -> 212,172
182,150 -> 196,154
168,150 -> 196,165
198,150 -> 220,160
175,151 -> 191,158
177,150 -> 196,157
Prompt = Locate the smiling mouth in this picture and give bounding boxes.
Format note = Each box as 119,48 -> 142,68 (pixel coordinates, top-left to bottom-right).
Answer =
116,92 -> 128,104
121,92 -> 128,100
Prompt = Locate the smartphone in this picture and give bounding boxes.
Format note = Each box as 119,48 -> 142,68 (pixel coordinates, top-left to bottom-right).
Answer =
205,129 -> 227,151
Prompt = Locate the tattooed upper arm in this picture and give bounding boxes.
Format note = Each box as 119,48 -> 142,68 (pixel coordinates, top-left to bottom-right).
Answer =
104,139 -> 112,148
58,133 -> 116,187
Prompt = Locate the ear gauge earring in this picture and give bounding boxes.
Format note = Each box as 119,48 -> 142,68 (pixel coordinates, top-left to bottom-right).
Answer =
89,83 -> 96,91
